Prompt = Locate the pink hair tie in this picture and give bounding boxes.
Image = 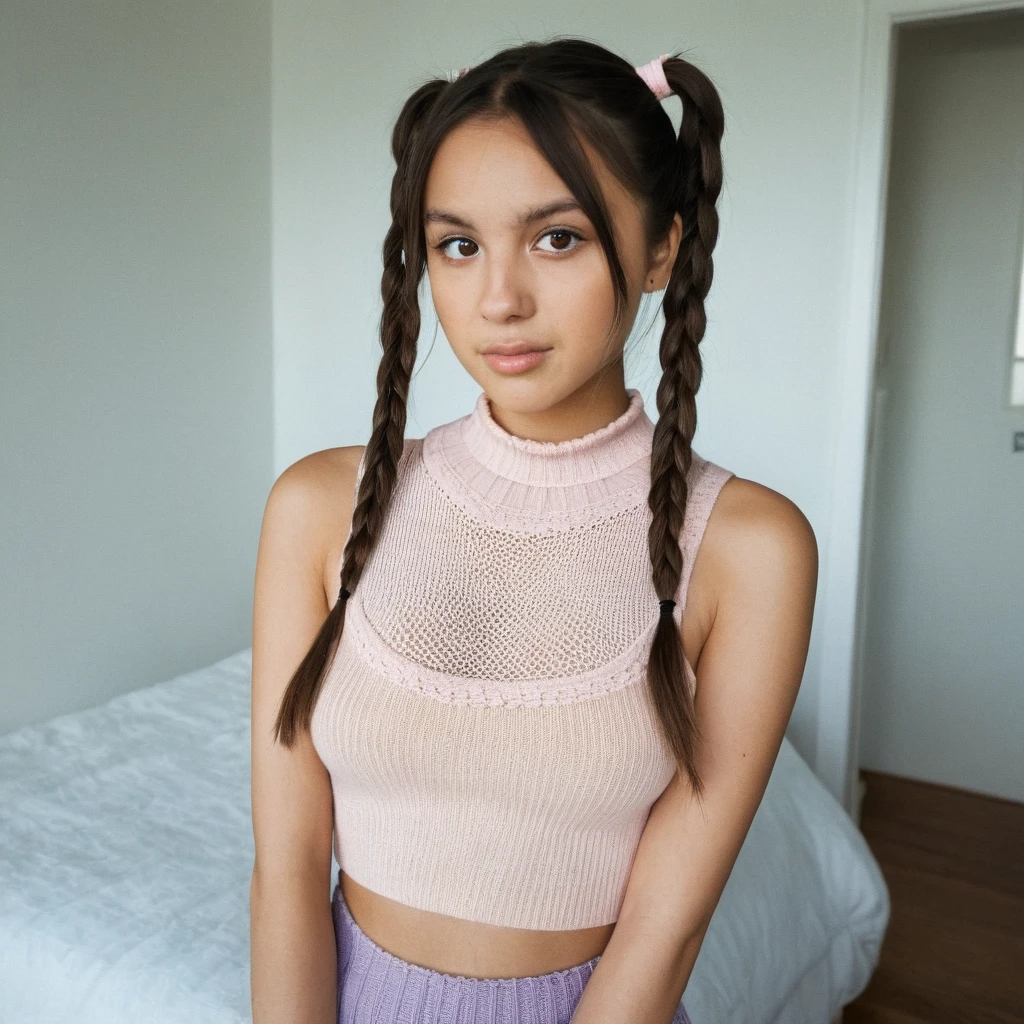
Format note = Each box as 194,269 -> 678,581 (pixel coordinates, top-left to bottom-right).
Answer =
634,54 -> 673,100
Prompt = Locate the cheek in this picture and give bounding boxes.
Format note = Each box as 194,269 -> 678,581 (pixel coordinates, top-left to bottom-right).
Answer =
426,265 -> 471,326
540,250 -> 617,329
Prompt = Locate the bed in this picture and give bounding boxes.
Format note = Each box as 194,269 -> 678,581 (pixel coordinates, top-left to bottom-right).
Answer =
0,648 -> 888,1023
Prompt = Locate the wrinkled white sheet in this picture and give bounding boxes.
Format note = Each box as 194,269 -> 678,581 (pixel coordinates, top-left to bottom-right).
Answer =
0,648 -> 887,1023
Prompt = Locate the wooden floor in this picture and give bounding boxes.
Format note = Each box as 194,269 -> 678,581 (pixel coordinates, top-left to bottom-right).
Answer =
843,770 -> 1024,1024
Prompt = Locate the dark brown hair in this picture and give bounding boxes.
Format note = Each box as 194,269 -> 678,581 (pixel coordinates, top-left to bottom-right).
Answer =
273,37 -> 725,800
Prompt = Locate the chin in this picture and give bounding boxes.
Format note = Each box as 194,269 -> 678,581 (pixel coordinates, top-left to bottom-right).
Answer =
479,376 -> 591,417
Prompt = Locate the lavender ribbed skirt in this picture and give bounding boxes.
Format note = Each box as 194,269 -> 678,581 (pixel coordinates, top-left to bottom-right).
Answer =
331,883 -> 694,1024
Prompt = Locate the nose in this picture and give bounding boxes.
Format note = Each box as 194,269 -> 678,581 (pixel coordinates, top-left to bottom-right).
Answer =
478,247 -> 536,323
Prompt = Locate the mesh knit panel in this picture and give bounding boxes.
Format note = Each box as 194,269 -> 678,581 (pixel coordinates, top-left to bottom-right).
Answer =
359,454 -> 655,685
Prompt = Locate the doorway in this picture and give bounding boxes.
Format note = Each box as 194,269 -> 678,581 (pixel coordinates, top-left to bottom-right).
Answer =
844,19 -> 1024,1018
856,9 -> 1024,806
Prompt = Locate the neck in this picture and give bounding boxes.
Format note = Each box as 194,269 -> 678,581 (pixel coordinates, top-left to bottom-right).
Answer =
485,386 -> 634,446
460,386 -> 654,487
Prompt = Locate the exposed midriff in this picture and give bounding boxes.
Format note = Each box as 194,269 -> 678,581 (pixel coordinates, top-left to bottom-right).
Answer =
339,870 -> 616,979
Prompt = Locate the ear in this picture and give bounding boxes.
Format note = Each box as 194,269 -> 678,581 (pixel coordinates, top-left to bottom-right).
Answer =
643,212 -> 684,292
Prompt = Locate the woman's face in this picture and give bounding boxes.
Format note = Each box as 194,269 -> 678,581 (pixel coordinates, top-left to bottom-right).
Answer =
422,115 -> 680,435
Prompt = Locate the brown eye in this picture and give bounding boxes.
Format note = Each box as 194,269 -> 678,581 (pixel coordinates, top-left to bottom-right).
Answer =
537,228 -> 583,254
437,237 -> 479,260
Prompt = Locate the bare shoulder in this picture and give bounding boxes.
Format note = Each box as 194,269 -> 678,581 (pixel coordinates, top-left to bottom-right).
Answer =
269,444 -> 364,510
695,473 -> 819,693
705,474 -> 818,585
682,473 -> 816,678
264,445 -> 366,605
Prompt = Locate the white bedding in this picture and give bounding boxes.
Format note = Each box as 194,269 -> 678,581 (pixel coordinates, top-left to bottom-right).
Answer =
0,648 -> 888,1023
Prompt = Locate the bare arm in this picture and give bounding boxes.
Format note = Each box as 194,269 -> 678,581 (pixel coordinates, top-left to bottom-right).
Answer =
249,446 -> 362,1024
570,477 -> 819,1024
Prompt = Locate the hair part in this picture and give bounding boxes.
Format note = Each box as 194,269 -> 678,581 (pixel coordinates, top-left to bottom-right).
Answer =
273,36 -> 725,803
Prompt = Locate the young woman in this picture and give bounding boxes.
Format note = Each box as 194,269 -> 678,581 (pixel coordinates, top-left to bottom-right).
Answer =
250,37 -> 817,1024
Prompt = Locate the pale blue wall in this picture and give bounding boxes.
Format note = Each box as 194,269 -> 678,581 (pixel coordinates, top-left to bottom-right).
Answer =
0,0 -> 274,730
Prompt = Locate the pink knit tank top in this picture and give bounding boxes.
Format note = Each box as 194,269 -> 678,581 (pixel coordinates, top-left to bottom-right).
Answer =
310,388 -> 734,930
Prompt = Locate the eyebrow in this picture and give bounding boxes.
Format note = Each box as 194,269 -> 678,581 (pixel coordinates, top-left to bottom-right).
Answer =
423,198 -> 585,231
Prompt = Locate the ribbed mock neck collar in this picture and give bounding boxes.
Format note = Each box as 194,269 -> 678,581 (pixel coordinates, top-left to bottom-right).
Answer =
459,387 -> 654,487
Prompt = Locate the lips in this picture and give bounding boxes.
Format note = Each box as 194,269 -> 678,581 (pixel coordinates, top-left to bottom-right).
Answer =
480,342 -> 551,355
481,348 -> 551,374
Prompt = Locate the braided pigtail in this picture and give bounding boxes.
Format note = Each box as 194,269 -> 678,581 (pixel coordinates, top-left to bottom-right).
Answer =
644,56 -> 724,800
272,78 -> 450,746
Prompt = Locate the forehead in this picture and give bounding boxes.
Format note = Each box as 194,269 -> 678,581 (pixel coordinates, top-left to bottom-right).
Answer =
422,116 -> 633,227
